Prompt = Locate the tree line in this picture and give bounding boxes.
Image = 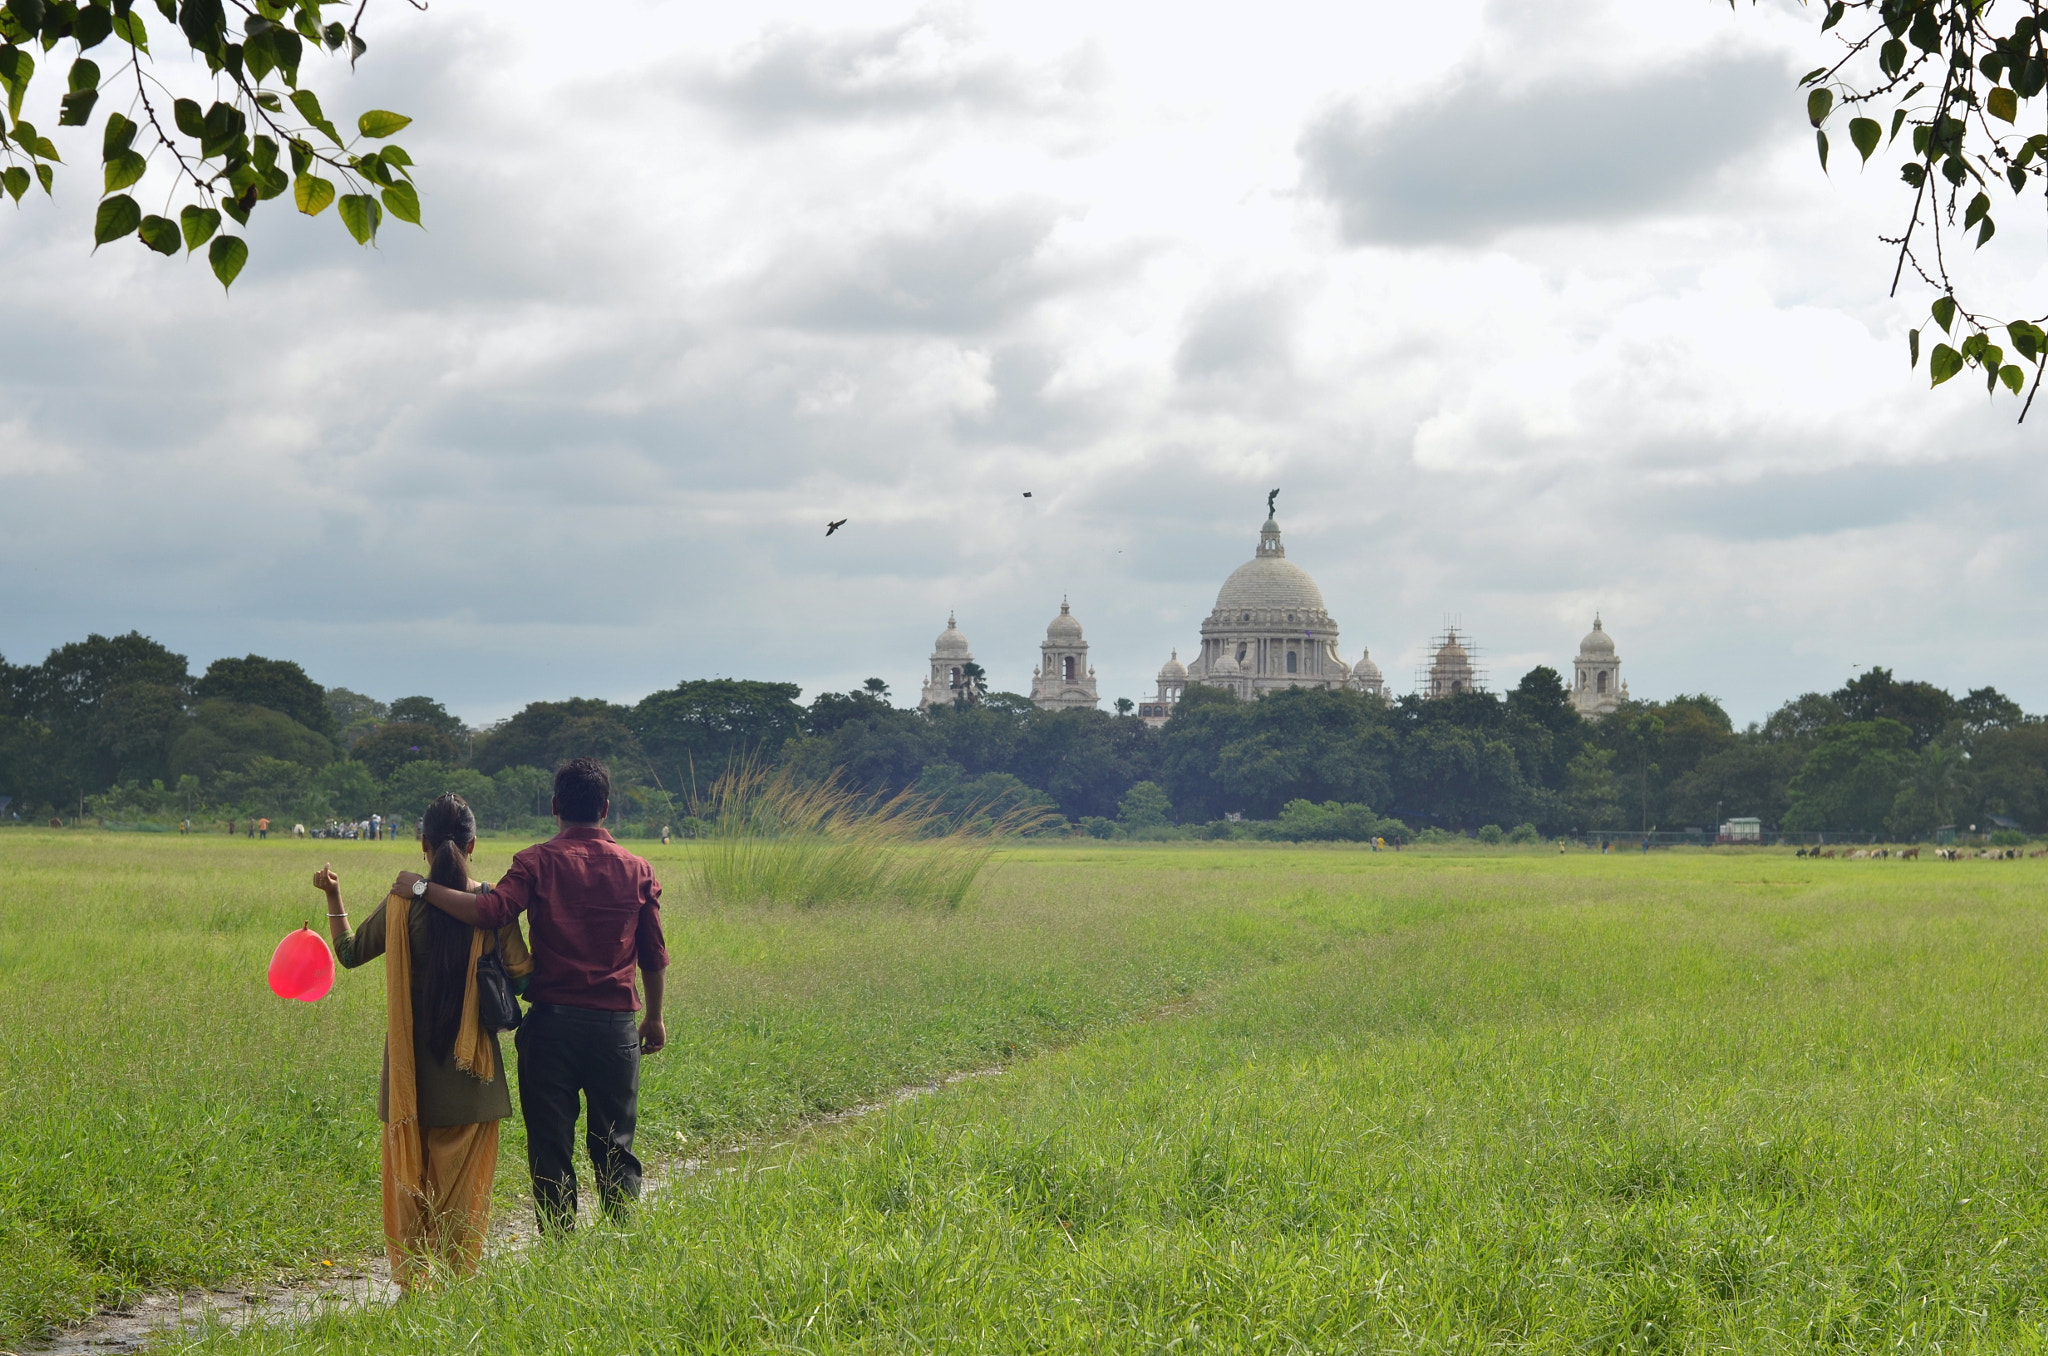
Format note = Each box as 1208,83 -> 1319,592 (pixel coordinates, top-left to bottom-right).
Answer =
0,630 -> 2041,840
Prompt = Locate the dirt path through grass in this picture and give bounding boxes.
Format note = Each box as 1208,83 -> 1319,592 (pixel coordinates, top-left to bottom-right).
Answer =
20,1067 -> 1009,1355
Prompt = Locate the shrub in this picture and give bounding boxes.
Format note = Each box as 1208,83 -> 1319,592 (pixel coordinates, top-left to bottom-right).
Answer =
1117,781 -> 1172,829
1413,827 -> 1459,845
1079,816 -> 1121,840
1507,822 -> 1542,844
1273,800 -> 1406,843
1990,829 -> 2027,847
693,763 -> 1039,908
1476,824 -> 1504,844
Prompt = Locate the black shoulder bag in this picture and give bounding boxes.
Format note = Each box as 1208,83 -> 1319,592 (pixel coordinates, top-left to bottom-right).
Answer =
476,939 -> 522,1033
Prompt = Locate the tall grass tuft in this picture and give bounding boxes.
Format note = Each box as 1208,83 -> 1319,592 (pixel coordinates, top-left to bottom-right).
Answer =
691,763 -> 1042,907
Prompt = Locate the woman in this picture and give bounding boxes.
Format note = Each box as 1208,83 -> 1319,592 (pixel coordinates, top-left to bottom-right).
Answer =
315,793 -> 531,1290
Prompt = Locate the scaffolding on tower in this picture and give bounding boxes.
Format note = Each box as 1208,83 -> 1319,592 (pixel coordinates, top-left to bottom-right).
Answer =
1416,621 -> 1488,698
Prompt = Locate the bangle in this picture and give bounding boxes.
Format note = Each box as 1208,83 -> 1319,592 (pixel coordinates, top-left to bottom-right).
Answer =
327,910 -> 348,918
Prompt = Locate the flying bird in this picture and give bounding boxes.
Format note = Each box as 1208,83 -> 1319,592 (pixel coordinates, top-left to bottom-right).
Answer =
825,519 -> 847,536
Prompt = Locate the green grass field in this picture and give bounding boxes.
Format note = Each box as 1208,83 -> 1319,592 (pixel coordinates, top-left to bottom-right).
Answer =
7,833 -> 2048,1352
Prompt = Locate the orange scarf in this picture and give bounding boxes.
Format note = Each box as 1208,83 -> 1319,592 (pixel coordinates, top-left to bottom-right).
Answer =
381,895 -> 494,1235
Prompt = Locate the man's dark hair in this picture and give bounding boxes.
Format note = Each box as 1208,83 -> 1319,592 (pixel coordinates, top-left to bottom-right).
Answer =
554,757 -> 611,823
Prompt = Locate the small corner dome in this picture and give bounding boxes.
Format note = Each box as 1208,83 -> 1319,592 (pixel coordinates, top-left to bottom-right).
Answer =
1579,615 -> 1615,655
1159,651 -> 1187,680
1354,649 -> 1382,680
933,614 -> 972,657
1210,648 -> 1240,675
1046,601 -> 1084,642
1436,635 -> 1469,661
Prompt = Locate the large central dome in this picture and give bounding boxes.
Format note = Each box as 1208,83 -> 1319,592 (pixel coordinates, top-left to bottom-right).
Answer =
1209,516 -> 1328,618
1187,514 -> 1348,697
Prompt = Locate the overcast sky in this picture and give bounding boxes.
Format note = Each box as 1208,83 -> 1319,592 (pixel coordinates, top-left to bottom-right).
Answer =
2,0 -> 2043,727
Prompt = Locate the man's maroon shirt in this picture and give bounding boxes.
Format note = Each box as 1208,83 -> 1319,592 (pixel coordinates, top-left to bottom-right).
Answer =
475,825 -> 668,1011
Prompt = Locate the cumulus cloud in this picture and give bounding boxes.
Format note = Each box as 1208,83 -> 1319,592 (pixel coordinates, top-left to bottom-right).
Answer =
0,0 -> 2041,726
1299,53 -> 1794,245
682,9 -> 1096,127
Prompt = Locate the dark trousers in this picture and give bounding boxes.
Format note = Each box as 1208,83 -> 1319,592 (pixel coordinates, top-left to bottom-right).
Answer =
515,1003 -> 642,1231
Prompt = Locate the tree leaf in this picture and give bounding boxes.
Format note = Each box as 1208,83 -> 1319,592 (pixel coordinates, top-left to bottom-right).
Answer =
288,137 -> 309,176
1987,86 -> 2018,122
1820,2 -> 1845,31
109,8 -> 144,50
1880,38 -> 1906,77
136,212 -> 178,255
1931,296 -> 1956,333
1799,66 -> 1829,88
1964,191 -> 1990,228
56,87 -> 95,125
101,147 -> 144,193
1807,87 -> 1833,127
379,178 -> 418,224
336,191 -> 379,244
287,87 -> 323,124
65,55 -> 96,91
91,191 -> 138,247
355,109 -> 409,138
70,2 -> 108,47
1928,343 -> 1964,387
1889,107 -> 1907,142
1849,117 -> 1880,164
0,43 -> 33,120
2009,322 -> 2045,363
34,160 -> 49,194
207,232 -> 246,290
0,163 -> 25,202
173,96 -> 201,137
176,0 -> 220,56
2000,365 -> 2025,395
292,171 -> 332,215
1909,328 -> 1921,368
179,202 -> 219,250
102,108 -> 134,158
1815,129 -> 1828,172
1977,216 -> 1995,248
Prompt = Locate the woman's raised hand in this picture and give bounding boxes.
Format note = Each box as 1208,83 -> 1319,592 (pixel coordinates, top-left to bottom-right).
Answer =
314,863 -> 341,896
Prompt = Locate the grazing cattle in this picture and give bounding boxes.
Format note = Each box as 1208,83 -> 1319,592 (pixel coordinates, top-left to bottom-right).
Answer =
1821,849 -> 1837,859
48,817 -> 61,828
291,823 -> 307,839
1900,847 -> 1920,861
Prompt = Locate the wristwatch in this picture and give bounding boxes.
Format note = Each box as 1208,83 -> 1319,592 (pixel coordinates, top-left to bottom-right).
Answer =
411,878 -> 430,900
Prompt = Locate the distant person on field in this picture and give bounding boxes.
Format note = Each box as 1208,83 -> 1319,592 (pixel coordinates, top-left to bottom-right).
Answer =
320,793 -> 532,1290
372,813 -> 383,842
258,817 -> 270,840
396,757 -> 668,1233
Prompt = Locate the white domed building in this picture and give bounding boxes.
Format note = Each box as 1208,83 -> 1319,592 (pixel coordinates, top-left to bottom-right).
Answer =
1347,647 -> 1386,698
1570,614 -> 1626,717
918,613 -> 978,710
1029,599 -> 1099,712
1139,651 -> 1188,728
1185,514 -> 1351,698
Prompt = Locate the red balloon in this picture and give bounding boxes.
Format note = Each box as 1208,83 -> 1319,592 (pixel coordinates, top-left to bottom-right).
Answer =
269,927 -> 335,1002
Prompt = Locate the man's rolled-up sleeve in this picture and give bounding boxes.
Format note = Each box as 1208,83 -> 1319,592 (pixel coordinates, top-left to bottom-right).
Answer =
635,874 -> 669,971
475,855 -> 535,929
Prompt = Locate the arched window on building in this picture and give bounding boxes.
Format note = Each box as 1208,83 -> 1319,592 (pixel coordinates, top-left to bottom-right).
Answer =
950,666 -> 962,687
1596,671 -> 1608,694
1063,655 -> 1076,682
1285,650 -> 1298,674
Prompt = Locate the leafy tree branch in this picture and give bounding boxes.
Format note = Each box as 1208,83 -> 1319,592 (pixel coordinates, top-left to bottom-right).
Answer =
0,0 -> 422,289
1770,0 -> 2048,418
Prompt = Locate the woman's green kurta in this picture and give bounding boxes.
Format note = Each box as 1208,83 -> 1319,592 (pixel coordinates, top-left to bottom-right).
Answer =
336,898 -> 521,1127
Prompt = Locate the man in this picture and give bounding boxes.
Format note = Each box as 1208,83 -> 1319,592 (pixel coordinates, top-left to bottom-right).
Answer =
394,757 -> 667,1231
257,816 -> 270,840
